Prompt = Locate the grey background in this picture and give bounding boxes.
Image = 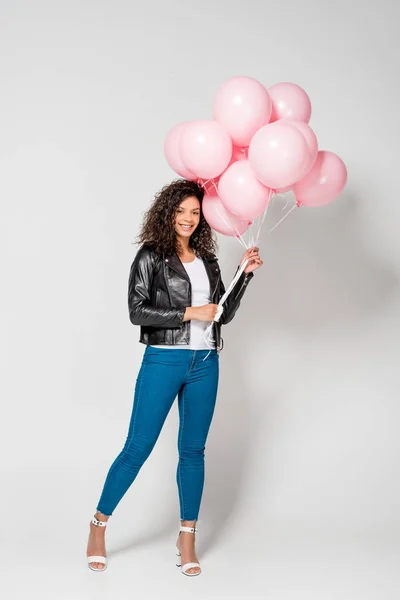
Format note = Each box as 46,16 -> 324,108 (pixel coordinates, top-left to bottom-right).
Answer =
0,0 -> 399,598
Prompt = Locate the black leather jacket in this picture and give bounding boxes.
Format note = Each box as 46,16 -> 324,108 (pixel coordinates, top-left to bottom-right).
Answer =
128,244 -> 254,352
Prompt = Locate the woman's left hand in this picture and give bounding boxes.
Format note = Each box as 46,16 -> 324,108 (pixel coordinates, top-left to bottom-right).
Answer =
240,246 -> 263,274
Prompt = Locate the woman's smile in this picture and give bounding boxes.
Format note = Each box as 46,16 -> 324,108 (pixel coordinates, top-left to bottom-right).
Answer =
179,224 -> 194,232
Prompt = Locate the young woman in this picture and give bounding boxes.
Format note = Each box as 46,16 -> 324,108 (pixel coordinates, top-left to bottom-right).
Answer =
86,179 -> 263,576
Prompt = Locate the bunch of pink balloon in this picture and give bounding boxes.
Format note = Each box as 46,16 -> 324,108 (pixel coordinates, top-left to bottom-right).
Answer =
164,76 -> 347,238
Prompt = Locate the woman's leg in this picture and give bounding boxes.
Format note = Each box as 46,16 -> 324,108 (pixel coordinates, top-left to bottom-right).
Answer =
87,348 -> 191,569
176,350 -> 219,522
175,350 -> 219,574
95,347 -> 189,516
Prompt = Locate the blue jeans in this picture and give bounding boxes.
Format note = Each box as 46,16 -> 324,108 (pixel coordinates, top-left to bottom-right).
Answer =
96,347 -> 219,520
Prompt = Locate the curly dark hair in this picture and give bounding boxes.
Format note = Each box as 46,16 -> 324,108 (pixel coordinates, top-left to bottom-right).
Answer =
136,179 -> 218,258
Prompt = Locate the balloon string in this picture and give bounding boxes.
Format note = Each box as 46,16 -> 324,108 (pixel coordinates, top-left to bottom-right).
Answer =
204,188 -> 297,353
214,203 -> 248,245
211,179 -> 218,194
203,256 -> 250,349
212,196 -> 249,250
269,203 -> 297,233
254,188 -> 274,247
234,225 -> 249,250
213,258 -> 249,323
200,178 -> 219,195
202,189 -> 292,350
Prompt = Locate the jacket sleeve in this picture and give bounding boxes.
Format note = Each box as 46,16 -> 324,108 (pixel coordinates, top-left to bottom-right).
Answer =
128,246 -> 186,328
219,267 -> 254,325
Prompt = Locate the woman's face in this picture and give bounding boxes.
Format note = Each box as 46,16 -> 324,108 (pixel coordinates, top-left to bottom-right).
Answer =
174,195 -> 201,240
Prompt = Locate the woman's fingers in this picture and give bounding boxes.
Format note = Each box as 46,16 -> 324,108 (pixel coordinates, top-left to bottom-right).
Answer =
243,247 -> 259,262
244,246 -> 259,256
243,247 -> 263,271
249,257 -> 263,266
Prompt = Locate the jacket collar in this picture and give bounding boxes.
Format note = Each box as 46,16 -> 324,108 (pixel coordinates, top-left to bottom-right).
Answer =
164,252 -> 190,282
164,250 -> 219,293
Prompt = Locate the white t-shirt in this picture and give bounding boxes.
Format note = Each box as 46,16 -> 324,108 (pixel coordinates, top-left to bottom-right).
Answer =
150,255 -> 211,350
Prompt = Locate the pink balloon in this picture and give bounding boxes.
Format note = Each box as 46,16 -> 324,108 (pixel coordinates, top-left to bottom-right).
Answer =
164,122 -> 197,179
268,82 -> 312,124
202,150 -> 245,195
218,160 -> 271,220
179,120 -> 232,180
202,146 -> 248,195
287,120 -> 318,178
292,151 -> 347,207
213,76 -> 272,147
275,123 -> 318,192
248,121 -> 309,189
202,191 -> 250,237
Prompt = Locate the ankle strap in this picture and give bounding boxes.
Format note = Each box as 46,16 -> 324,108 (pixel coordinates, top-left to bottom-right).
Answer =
180,525 -> 198,534
92,516 -> 108,527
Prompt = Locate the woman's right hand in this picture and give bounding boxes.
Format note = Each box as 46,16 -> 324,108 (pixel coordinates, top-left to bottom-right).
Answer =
184,304 -> 219,322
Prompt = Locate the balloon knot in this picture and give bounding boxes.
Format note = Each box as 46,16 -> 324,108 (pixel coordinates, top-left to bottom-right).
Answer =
296,199 -> 302,208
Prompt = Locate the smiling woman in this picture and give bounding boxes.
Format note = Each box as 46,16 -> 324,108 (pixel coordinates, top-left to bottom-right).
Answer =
86,178 -> 260,577
175,197 -> 201,241
137,179 -> 217,259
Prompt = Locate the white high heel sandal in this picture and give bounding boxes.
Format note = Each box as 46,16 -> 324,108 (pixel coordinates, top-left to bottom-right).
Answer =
175,525 -> 201,576
87,515 -> 108,571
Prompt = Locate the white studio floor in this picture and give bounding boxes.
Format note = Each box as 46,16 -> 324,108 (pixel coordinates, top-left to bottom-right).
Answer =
2,466 -> 398,600
3,529 -> 398,599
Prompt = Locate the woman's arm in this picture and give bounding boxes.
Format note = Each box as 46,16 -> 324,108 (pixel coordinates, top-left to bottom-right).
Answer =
219,268 -> 254,325
128,246 -> 186,328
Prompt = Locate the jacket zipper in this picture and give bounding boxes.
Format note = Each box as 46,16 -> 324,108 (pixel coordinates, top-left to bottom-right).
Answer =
203,260 -> 220,301
164,262 -> 191,344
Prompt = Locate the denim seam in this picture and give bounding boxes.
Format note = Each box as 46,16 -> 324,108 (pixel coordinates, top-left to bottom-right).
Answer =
178,383 -> 187,520
124,359 -> 147,457
188,350 -> 196,373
